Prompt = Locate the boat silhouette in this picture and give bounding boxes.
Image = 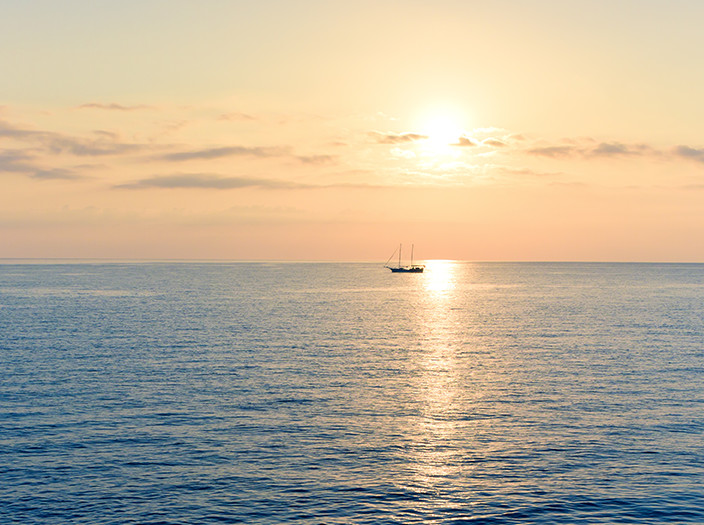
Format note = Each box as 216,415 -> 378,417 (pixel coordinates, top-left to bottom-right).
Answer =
385,244 -> 424,273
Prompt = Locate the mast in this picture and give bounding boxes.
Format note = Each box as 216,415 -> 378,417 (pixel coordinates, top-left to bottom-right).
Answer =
398,244 -> 402,268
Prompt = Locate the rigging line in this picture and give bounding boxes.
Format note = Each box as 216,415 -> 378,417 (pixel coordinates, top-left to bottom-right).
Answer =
384,247 -> 398,267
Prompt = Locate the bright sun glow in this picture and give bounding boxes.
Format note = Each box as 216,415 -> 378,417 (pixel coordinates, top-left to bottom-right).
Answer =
420,112 -> 466,154
424,260 -> 458,294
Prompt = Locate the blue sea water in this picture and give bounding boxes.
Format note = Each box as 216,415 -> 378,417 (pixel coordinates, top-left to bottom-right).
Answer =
1,261 -> 703,524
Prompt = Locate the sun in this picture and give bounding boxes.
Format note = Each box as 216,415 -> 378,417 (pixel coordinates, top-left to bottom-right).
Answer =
419,112 -> 466,153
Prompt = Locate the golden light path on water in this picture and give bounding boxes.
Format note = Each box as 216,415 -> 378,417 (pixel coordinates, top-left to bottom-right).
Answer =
408,260 -> 468,491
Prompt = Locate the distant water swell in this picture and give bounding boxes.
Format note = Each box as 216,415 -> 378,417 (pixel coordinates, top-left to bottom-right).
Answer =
1,262 -> 703,524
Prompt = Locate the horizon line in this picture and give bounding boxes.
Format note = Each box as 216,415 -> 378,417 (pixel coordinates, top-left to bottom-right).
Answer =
1,258 -> 703,265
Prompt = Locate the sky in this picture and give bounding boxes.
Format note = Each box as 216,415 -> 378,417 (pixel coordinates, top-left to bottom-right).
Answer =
2,0 -> 704,261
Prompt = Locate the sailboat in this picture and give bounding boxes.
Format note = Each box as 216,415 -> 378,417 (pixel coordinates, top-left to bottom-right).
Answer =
385,244 -> 425,273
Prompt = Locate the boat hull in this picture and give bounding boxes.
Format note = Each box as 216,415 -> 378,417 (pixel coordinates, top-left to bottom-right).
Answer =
388,266 -> 424,273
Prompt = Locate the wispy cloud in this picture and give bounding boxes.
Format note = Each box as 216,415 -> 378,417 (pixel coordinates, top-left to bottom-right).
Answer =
0,119 -> 147,157
47,136 -> 144,156
0,149 -> 36,172
31,168 -> 86,180
527,140 -> 656,159
78,103 -> 154,111
447,129 -> 517,149
295,154 -> 337,165
591,142 -> 654,157
218,112 -> 256,121
0,119 -> 36,139
527,145 -> 578,158
674,145 -> 704,163
482,138 -> 507,148
91,130 -> 121,140
369,131 -> 428,144
116,173 -> 308,190
451,136 -> 479,147
1,149 -> 89,181
157,145 -> 286,162
115,172 -> 400,191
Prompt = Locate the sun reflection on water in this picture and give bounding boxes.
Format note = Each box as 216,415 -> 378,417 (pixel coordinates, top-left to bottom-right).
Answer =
423,260 -> 458,295
406,260 -> 468,490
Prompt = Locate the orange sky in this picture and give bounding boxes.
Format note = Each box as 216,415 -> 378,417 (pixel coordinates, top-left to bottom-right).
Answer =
2,1 -> 704,261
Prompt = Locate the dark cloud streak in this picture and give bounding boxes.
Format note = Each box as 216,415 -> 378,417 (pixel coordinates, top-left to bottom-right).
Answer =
31,168 -> 86,180
591,142 -> 653,157
527,145 -> 580,158
528,141 -> 655,159
1,119 -> 146,157
295,154 -> 337,165
47,136 -> 144,156
0,120 -> 36,139
1,149 -> 87,181
370,131 -> 428,144
115,173 -> 393,191
158,146 -> 286,162
0,150 -> 36,173
675,145 -> 704,163
116,173 -> 308,190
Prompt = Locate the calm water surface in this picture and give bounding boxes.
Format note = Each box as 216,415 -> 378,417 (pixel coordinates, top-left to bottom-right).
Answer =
1,262 -> 703,523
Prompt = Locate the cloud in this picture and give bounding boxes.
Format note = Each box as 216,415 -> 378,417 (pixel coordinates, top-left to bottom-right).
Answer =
78,103 -> 153,111
0,149 -> 90,181
31,168 -> 85,180
451,136 -> 479,147
674,145 -> 704,163
158,145 -> 286,161
116,173 -> 308,190
369,131 -> 428,144
115,173 -> 391,191
591,142 -> 654,157
482,138 -> 507,148
0,150 -> 36,172
46,136 -> 144,156
0,119 -> 146,157
0,120 -> 36,139
92,130 -> 121,140
295,154 -> 337,165
527,139 -> 658,159
158,144 -> 336,165
527,145 -> 578,158
218,112 -> 256,121
592,142 -> 632,156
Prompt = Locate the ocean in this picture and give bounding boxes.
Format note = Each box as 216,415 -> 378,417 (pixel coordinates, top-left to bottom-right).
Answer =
1,261 -> 703,524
